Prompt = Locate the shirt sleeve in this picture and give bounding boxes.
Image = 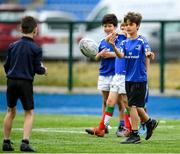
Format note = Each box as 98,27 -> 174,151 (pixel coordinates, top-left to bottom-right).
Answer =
3,44 -> 13,74
119,40 -> 126,54
34,47 -> 46,75
142,37 -> 151,53
98,41 -> 104,52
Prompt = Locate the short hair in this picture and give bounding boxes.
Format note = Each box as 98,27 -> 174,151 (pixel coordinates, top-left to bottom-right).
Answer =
102,13 -> 118,27
120,21 -> 126,27
21,16 -> 37,34
124,12 -> 142,26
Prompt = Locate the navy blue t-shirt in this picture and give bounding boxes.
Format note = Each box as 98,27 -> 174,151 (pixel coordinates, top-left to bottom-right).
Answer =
4,36 -> 45,81
120,35 -> 151,82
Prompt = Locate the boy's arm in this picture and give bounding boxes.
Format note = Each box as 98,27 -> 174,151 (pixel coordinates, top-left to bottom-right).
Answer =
100,50 -> 116,58
4,45 -> 12,74
95,52 -> 101,61
146,57 -> 150,78
4,56 -> 10,74
108,34 -> 124,58
34,48 -> 47,75
111,44 -> 124,58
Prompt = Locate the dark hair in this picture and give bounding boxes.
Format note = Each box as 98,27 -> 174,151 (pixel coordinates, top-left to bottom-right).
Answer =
21,16 -> 37,34
102,13 -> 118,27
124,12 -> 142,26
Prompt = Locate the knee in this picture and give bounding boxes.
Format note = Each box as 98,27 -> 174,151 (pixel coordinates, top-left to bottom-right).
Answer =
7,108 -> 16,119
25,110 -> 34,117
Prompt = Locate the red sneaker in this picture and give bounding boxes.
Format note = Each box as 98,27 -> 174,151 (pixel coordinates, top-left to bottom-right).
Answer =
85,127 -> 105,137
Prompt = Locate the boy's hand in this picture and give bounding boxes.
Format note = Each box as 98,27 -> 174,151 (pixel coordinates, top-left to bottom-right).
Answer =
100,49 -> 109,58
146,51 -> 155,60
105,33 -> 115,42
99,49 -> 115,58
107,33 -> 117,47
44,67 -> 48,76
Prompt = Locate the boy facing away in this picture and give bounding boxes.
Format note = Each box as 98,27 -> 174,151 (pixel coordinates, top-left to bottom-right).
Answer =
2,16 -> 47,152
108,12 -> 158,144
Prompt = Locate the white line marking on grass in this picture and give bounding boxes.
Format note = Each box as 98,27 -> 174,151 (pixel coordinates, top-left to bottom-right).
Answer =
12,128 -> 86,134
5,125 -> 176,135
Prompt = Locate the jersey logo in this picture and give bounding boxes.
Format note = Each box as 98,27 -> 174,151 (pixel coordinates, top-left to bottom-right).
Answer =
135,45 -> 141,51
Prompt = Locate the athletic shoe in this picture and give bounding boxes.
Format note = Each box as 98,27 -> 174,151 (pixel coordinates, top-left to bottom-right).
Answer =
116,126 -> 131,137
145,119 -> 159,140
20,139 -> 36,152
2,139 -> 14,151
122,128 -> 131,137
85,127 -> 105,137
138,123 -> 147,136
120,133 -> 141,144
116,126 -> 125,137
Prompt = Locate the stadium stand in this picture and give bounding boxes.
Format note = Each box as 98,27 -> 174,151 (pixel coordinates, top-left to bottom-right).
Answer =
39,0 -> 100,20
0,0 -> 100,20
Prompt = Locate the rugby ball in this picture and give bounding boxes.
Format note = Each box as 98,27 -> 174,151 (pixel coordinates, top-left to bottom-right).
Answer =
79,38 -> 98,58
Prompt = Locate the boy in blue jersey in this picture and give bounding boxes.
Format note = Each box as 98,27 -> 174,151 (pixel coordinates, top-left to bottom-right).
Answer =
95,14 -> 117,115
2,16 -> 47,151
108,12 -> 158,144
85,15 -> 129,137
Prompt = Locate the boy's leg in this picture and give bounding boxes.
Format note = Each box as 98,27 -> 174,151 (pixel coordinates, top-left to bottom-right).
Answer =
3,107 -> 16,139
101,91 -> 109,114
130,106 -> 139,130
121,106 -> 141,144
124,108 -> 132,132
18,80 -> 35,152
102,92 -> 118,128
137,107 -> 158,140
2,107 -> 16,151
139,87 -> 148,135
20,110 -> 35,152
139,107 -> 147,135
23,109 -> 34,140
116,94 -> 127,137
85,91 -> 118,137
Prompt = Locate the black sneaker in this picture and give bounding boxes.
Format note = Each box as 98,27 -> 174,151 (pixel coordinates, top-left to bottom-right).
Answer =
120,133 -> 141,144
2,139 -> 14,151
145,119 -> 158,140
20,139 -> 36,152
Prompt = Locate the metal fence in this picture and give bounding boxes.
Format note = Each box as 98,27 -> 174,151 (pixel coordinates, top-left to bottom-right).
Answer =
1,20 -> 180,93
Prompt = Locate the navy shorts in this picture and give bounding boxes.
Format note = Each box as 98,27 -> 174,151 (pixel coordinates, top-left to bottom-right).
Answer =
7,78 -> 34,110
125,81 -> 147,107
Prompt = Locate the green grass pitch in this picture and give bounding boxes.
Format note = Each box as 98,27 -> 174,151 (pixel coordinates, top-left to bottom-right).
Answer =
0,113 -> 180,153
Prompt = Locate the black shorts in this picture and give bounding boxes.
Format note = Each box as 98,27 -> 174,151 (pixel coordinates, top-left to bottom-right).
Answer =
7,78 -> 34,110
125,81 -> 147,107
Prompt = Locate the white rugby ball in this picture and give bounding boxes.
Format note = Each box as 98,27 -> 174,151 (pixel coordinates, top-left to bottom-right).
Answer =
79,38 -> 98,58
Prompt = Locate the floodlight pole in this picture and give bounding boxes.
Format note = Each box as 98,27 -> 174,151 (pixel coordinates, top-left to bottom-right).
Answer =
68,22 -> 73,92
160,21 -> 165,93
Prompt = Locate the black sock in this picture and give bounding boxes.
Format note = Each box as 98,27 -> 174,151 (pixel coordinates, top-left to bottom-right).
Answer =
145,118 -> 151,125
22,139 -> 29,144
3,139 -> 11,143
132,130 -> 139,136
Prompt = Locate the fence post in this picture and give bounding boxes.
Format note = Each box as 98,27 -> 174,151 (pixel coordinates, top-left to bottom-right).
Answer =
68,22 -> 73,92
159,21 -> 165,93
